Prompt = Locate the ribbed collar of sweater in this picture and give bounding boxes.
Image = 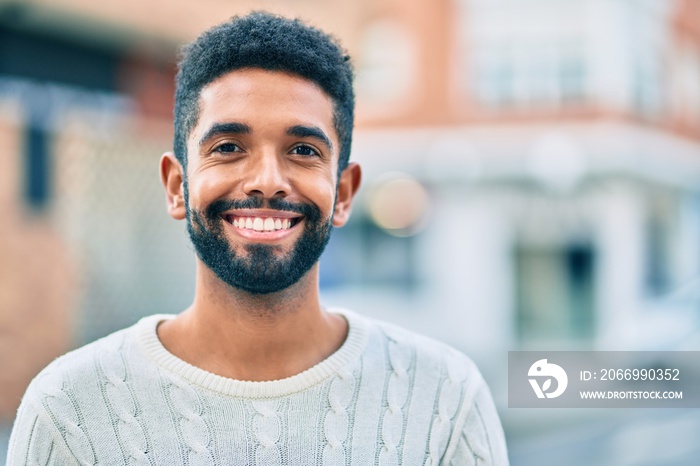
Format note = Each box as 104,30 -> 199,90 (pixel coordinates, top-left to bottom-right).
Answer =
136,308 -> 369,399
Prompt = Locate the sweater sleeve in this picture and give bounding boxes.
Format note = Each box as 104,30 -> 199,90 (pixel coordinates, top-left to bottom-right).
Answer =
444,380 -> 510,466
6,396 -> 81,466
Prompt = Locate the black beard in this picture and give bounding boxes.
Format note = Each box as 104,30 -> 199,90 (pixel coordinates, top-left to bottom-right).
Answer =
185,194 -> 333,295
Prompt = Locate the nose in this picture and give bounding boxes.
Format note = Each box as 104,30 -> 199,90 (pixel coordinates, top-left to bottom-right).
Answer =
241,150 -> 291,199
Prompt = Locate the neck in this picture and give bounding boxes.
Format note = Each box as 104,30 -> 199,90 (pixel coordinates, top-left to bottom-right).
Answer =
157,261 -> 347,381
200,259 -> 319,314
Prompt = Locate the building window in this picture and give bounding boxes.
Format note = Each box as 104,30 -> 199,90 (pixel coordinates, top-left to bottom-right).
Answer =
472,42 -> 587,109
24,122 -> 51,210
559,50 -> 586,103
644,202 -> 674,296
633,60 -> 664,117
515,244 -> 596,342
474,48 -> 514,107
355,19 -> 416,114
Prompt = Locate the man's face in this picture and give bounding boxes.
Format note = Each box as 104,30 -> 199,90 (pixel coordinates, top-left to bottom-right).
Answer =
179,68 -> 347,294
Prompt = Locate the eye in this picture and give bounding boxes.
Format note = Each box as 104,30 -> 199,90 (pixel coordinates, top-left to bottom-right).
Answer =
290,144 -> 320,157
213,142 -> 243,154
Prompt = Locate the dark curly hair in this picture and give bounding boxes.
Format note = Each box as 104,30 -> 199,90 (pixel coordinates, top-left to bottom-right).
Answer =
173,11 -> 355,175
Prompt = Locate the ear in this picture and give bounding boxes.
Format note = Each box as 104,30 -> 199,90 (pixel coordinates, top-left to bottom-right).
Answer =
160,152 -> 187,220
333,162 -> 362,227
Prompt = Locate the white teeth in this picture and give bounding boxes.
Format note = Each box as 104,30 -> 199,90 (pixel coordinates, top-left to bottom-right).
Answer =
231,216 -> 295,232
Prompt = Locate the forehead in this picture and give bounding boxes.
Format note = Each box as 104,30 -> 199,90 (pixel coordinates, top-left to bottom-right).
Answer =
191,68 -> 337,143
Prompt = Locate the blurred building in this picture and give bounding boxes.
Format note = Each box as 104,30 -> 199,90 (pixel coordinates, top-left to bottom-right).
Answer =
1,0 -> 700,432
327,0 -> 700,357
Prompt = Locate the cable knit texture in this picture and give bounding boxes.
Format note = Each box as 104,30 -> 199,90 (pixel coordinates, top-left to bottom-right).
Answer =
7,309 -> 509,465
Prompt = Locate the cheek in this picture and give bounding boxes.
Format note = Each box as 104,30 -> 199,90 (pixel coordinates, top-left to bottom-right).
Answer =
299,175 -> 337,214
187,170 -> 238,206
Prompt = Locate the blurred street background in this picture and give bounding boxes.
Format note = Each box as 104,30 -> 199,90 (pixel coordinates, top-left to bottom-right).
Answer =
2,0 -> 700,463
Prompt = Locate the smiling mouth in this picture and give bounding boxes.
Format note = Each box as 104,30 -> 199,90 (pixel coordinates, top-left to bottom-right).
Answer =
224,215 -> 302,232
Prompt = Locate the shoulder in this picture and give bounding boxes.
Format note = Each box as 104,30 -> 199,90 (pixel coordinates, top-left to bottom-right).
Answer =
28,329 -> 127,395
342,309 -> 482,384
339,309 -> 488,420
9,315 -> 171,465
337,309 -> 508,463
21,315 -> 167,407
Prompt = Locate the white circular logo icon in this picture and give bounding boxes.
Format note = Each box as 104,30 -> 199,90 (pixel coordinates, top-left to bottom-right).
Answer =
528,359 -> 568,399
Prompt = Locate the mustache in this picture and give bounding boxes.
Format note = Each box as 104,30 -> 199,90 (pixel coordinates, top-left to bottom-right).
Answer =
205,196 -> 321,223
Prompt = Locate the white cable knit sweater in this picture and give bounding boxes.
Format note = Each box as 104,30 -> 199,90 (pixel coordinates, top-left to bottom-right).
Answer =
7,309 -> 508,465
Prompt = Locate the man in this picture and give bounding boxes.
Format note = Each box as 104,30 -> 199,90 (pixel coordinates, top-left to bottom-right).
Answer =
8,12 -> 508,465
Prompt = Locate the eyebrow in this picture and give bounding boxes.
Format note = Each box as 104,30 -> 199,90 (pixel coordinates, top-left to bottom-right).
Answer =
197,122 -> 333,153
287,125 -> 333,152
198,122 -> 251,148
